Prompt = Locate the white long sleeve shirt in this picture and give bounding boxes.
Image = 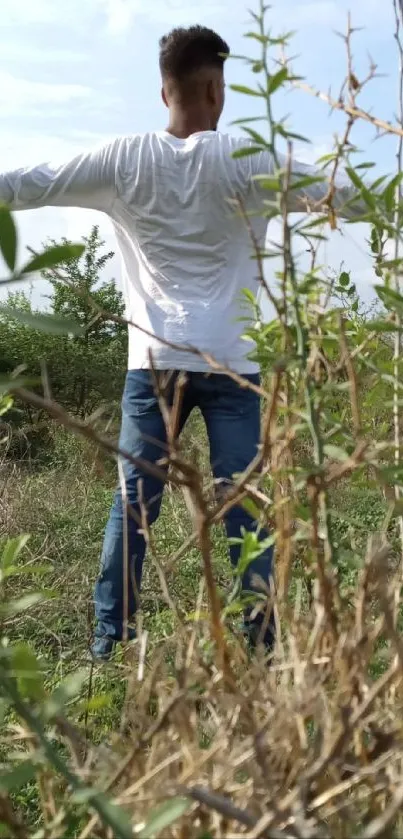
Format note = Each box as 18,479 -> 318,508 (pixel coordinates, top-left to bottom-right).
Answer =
0,131 -> 357,373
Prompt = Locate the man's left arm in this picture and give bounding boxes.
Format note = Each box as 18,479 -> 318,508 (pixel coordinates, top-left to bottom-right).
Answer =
249,148 -> 365,220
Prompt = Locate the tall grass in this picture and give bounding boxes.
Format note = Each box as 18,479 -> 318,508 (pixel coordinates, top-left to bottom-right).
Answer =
3,1 -> 403,836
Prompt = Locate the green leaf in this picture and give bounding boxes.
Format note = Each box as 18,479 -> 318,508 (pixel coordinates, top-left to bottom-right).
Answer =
232,530 -> 275,577
252,175 -> 282,192
0,760 -> 37,793
0,205 -> 17,271
11,643 -> 45,700
244,31 -> 270,43
0,375 -> 36,397
1,592 -> 49,619
0,699 -> 9,728
368,319 -> 402,333
94,799 -> 133,839
242,287 -> 258,304
137,797 -> 191,839
232,145 -> 263,158
268,67 -> 288,94
339,271 -> 350,288
21,243 -> 85,275
378,465 -> 403,484
0,306 -> 84,336
375,285 -> 403,315
355,162 -> 376,170
45,669 -> 88,717
71,789 -> 133,839
240,497 -> 262,521
383,172 -> 403,212
241,127 -> 270,147
78,693 -> 112,713
0,393 -> 13,415
7,563 -> 51,579
317,153 -> 337,166
297,277 -> 319,294
287,131 -> 311,144
300,215 -> 329,230
323,444 -> 349,462
379,258 -> 403,269
231,116 -> 266,125
270,31 -> 296,44
290,175 -> 325,191
252,61 -> 264,73
1,535 -> 30,571
230,84 -> 263,97
346,167 -> 376,209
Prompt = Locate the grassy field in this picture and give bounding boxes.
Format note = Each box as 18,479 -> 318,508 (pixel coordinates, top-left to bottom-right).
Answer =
3,416 -> 389,666
1,417 -> 230,715
1,408 -> 397,835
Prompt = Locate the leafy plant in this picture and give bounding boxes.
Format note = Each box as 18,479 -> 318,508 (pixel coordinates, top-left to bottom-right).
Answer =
4,2 -> 403,837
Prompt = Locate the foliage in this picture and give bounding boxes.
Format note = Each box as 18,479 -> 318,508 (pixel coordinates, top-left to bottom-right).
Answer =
3,2 -> 403,837
0,225 -> 127,458
43,225 -> 125,340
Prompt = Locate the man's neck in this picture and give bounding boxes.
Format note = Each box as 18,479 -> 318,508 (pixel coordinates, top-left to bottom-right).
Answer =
166,109 -> 216,139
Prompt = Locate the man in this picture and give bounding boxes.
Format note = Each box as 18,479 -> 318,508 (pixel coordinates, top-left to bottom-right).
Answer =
0,26 -> 357,660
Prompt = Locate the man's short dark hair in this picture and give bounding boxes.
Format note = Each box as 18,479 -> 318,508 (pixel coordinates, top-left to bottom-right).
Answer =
159,25 -> 229,82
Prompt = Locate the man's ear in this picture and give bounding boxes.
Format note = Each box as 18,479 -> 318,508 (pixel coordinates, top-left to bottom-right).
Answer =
206,78 -> 215,105
161,86 -> 168,107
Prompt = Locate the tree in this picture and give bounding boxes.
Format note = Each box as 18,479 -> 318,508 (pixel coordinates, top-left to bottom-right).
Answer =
43,226 -> 125,340
0,227 -> 128,456
41,225 -> 127,416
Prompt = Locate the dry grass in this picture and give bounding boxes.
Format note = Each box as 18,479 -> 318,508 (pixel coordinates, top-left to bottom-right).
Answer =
3,1 -> 403,835
2,418 -> 403,839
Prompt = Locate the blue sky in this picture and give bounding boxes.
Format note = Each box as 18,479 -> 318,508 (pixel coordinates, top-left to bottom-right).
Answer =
0,0 -> 398,308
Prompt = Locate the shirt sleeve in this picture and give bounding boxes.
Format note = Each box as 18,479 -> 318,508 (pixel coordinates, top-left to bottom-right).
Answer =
0,138 -> 122,214
249,148 -> 363,219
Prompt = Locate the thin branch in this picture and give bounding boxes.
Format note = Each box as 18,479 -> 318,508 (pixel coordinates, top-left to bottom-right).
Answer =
294,79 -> 403,139
392,0 -> 403,569
179,785 -> 296,839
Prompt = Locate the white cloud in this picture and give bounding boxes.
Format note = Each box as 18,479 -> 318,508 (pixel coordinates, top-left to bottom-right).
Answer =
0,72 -> 91,117
294,140 -> 334,166
93,0 -> 231,34
0,0 -> 59,27
271,0 -> 390,32
1,0 -> 230,36
0,0 -> 391,38
0,0 -> 386,312
97,0 -> 138,35
0,44 -> 85,63
0,128 -> 114,172
274,1 -> 340,28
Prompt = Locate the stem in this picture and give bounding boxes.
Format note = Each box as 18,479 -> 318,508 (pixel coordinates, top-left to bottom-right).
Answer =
393,0 -> 403,569
258,0 -> 280,172
258,2 -> 339,614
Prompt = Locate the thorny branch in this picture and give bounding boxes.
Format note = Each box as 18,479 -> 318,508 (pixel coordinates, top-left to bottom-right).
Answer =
293,79 -> 403,140
5,3 -> 403,839
392,0 -> 403,569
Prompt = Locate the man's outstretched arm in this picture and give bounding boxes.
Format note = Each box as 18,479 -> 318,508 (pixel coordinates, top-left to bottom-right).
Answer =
0,138 -> 122,214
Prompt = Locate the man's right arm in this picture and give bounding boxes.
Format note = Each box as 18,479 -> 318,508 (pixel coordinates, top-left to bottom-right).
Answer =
0,137 -> 123,214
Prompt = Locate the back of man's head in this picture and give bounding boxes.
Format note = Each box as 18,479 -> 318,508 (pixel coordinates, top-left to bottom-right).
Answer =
159,25 -> 229,86
159,26 -> 229,130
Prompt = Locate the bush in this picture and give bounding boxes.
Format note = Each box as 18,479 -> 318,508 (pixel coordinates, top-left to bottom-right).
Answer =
0,226 -> 127,461
3,3 -> 403,837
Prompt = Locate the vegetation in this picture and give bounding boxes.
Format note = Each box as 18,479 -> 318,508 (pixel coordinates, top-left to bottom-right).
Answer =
3,2 -> 403,836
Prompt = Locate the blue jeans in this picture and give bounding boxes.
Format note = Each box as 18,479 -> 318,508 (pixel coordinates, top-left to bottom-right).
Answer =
94,370 -> 274,648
